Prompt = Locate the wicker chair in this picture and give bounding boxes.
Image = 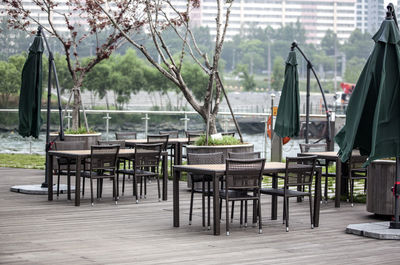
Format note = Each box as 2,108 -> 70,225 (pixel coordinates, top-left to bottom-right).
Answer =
299,143 -> 333,201
159,130 -> 179,169
261,156 -> 317,232
187,152 -> 224,229
221,158 -> 265,235
54,140 -> 85,200
81,145 -> 120,206
346,152 -> 368,206
228,152 -> 261,159
115,132 -> 137,140
117,143 -> 163,203
185,130 -> 204,144
147,134 -> 169,151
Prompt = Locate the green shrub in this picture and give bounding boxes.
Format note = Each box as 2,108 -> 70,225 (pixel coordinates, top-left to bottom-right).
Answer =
195,135 -> 241,146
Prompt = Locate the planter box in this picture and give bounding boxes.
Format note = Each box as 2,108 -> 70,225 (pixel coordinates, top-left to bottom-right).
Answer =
367,160 -> 396,216
186,143 -> 254,161
50,133 -> 102,149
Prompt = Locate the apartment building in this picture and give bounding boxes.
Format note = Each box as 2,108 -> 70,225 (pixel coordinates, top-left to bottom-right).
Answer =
356,0 -> 385,34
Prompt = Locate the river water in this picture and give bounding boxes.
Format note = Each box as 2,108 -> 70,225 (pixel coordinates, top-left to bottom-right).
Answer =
0,132 -> 338,160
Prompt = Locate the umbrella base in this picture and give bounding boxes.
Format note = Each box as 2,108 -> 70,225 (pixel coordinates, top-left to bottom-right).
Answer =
10,184 -> 75,195
389,221 -> 400,229
346,222 -> 400,239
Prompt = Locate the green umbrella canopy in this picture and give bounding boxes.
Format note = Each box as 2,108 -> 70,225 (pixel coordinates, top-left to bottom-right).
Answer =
18,32 -> 44,138
335,16 -> 400,165
274,51 -> 300,138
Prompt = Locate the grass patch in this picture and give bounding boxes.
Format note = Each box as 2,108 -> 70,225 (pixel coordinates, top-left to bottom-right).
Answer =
195,135 -> 241,146
64,127 -> 97,134
0,153 -> 45,169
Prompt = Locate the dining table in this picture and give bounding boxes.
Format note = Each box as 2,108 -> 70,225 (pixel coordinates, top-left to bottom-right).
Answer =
173,162 -> 322,236
47,149 -> 168,205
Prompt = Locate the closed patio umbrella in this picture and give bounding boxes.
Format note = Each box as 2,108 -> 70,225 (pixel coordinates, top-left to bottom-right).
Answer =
18,30 -> 44,138
274,50 -> 300,138
335,6 -> 400,229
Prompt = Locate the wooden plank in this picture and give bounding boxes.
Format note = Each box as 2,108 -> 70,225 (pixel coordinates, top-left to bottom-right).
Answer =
1,168 -> 400,264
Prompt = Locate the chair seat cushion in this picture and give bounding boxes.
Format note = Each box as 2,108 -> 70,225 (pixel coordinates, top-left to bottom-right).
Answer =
261,188 -> 310,197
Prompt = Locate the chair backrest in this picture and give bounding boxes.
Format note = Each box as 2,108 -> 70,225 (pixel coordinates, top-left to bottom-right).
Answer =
299,143 -> 327,153
348,151 -> 368,169
185,131 -> 204,144
90,145 -> 120,172
115,132 -> 137,140
134,143 -> 163,169
147,134 -> 169,151
225,158 -> 265,190
221,132 -> 235,137
284,156 -> 317,187
228,152 -> 261,159
187,152 -> 224,165
97,140 -> 126,149
159,130 -> 179,138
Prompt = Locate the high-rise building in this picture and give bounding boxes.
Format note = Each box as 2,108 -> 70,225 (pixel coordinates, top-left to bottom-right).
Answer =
355,0 -> 385,34
184,0 -> 357,44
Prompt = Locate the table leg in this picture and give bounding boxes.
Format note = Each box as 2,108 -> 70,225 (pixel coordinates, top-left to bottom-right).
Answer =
213,173 -> 220,235
75,156 -> 81,206
271,175 -> 278,220
48,154 -> 53,201
163,153 -> 168,201
335,158 -> 341,208
176,142 -> 183,165
313,168 -> 321,227
173,169 -> 180,227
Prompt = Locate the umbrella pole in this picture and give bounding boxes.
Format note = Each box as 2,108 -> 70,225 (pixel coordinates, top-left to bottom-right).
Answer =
390,157 -> 400,229
305,63 -> 311,144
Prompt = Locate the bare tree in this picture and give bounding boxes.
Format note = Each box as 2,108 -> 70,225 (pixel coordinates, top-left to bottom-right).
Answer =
95,0 -> 233,134
2,0 -> 135,131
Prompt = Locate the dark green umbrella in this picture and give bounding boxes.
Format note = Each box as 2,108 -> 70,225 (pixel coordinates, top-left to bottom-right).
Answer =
274,50 -> 300,138
18,30 -> 44,138
335,7 -> 400,228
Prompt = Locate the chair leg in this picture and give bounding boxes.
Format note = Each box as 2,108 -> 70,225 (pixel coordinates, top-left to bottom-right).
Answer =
144,177 -> 147,199
325,164 -> 329,201
113,177 -> 118,204
157,175 -> 161,202
57,166 -> 61,198
252,199 -> 257,226
207,180 -> 211,230
122,173 -> 125,196
309,194 -> 313,229
134,176 -> 138,203
140,177 -> 143,199
82,177 -> 85,197
350,178 -> 354,207
258,194 -> 262,234
189,181 -> 194,225
226,197 -> 230,236
90,178 -> 94,206
245,200 -> 248,227
231,201 -> 235,223
202,180 -> 206,228
67,163 -> 71,200
240,201 -> 243,227
285,197 -> 289,232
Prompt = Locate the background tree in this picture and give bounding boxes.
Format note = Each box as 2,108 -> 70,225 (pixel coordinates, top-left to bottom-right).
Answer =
2,0 -> 133,131
271,56 -> 284,91
234,64 -> 256,91
343,57 -> 365,84
96,0 -> 234,134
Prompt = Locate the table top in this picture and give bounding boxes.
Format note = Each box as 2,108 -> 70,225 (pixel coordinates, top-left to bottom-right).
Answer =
48,149 -> 167,158
174,162 -> 317,176
125,138 -> 189,144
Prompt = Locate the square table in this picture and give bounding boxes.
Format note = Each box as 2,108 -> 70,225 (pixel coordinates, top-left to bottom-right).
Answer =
173,162 -> 321,235
48,149 -> 168,205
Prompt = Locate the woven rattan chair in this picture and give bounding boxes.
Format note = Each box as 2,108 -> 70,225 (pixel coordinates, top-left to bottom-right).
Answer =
147,134 -> 169,151
54,140 -> 85,200
115,132 -> 137,140
185,130 -> 204,144
299,143 -> 333,201
261,156 -> 317,232
81,145 -> 120,206
187,152 -> 224,229
346,152 -> 368,207
221,158 -> 265,235
117,143 -> 163,203
228,152 -> 261,159
159,130 -> 179,169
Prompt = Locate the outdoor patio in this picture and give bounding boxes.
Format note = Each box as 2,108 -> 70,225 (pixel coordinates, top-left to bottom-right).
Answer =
1,167 -> 399,264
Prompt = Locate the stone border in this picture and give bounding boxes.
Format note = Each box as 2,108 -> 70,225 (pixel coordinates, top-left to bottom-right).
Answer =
346,222 -> 400,240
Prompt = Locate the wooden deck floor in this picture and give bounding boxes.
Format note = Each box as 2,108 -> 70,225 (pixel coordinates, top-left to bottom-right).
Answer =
1,167 -> 399,265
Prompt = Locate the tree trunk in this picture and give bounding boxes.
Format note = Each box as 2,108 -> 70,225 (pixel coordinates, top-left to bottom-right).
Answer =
71,87 -> 81,131
208,114 -> 218,135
